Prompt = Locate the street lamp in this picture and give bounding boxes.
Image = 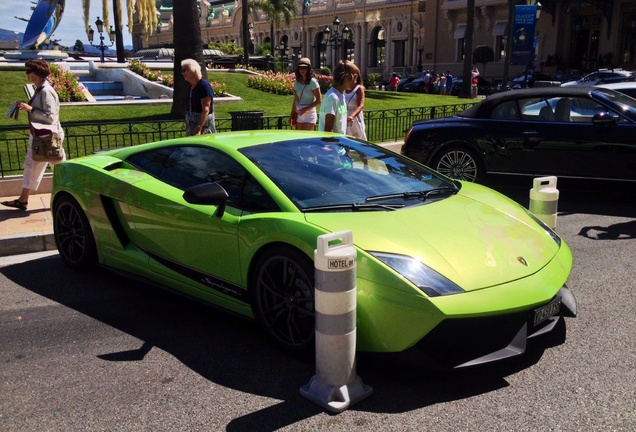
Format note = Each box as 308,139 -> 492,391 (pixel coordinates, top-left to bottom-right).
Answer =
417,45 -> 424,72
322,17 -> 351,69
279,41 -> 287,72
88,17 -> 115,63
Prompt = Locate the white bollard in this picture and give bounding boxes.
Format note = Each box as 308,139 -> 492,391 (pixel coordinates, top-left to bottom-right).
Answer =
300,230 -> 373,413
529,176 -> 559,230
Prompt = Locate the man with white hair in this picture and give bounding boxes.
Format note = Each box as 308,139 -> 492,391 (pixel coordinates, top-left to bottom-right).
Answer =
181,58 -> 216,135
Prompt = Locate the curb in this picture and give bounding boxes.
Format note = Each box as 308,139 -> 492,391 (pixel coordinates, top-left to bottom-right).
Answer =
0,231 -> 56,258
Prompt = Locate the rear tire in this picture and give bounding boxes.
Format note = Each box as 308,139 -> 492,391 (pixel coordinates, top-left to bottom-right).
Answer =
53,195 -> 97,270
251,246 -> 315,352
431,145 -> 485,183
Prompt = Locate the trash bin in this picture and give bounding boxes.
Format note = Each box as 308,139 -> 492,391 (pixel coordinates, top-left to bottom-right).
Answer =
230,111 -> 264,131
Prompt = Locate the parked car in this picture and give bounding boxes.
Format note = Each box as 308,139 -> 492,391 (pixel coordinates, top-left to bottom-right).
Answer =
561,69 -> 634,86
398,76 -> 427,92
396,76 -> 417,91
51,130 -> 576,368
402,87 -> 636,183
596,81 -> 636,98
451,76 -> 496,95
510,71 -> 560,89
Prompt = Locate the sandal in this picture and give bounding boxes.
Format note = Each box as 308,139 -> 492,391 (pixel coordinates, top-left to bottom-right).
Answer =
1,199 -> 28,211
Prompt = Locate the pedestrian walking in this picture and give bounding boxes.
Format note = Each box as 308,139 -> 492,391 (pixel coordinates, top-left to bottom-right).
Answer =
445,71 -> 454,95
182,59 -> 216,136
344,72 -> 367,140
2,58 -> 65,212
471,66 -> 480,98
290,58 -> 322,130
318,60 -> 359,134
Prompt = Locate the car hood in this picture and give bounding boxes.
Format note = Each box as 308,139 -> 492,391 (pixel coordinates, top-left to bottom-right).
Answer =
304,186 -> 560,292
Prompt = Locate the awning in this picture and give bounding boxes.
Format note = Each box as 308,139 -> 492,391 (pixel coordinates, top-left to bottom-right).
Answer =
493,22 -> 510,36
454,25 -> 466,39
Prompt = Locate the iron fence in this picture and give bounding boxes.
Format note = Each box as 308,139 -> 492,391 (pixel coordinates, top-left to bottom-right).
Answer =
0,102 -> 475,177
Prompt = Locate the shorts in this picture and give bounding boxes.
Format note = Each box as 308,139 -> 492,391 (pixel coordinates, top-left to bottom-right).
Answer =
296,106 -> 317,124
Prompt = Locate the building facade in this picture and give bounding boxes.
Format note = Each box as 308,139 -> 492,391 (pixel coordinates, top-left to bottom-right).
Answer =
132,0 -> 636,81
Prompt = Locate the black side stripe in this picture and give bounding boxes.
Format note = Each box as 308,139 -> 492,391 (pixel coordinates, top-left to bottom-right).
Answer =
140,247 -> 248,302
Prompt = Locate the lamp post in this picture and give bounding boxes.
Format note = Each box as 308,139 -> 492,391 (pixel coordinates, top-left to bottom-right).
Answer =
322,17 -> 350,69
279,41 -> 287,72
417,45 -> 424,72
88,17 -> 115,63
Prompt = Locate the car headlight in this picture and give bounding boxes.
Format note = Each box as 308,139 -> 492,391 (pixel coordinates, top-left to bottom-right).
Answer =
525,210 -> 562,247
370,252 -> 465,297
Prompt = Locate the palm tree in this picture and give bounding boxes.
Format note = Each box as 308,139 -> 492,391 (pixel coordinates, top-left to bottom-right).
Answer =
170,0 -> 206,119
83,0 -> 204,119
250,0 -> 298,57
459,0 -> 475,98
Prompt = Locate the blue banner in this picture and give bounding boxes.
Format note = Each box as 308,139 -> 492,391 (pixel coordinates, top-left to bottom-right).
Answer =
510,5 -> 537,66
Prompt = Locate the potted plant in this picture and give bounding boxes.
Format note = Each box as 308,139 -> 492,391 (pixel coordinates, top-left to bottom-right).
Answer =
366,73 -> 382,89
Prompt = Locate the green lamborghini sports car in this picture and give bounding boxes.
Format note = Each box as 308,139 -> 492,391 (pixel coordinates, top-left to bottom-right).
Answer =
51,130 -> 577,368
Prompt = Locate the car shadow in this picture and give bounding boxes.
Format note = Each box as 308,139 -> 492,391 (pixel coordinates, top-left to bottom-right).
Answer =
2,256 -> 562,427
484,175 -> 636,218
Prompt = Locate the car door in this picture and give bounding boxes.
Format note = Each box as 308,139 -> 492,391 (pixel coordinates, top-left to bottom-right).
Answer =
120,145 -> 252,294
518,96 -> 636,179
483,99 -> 533,173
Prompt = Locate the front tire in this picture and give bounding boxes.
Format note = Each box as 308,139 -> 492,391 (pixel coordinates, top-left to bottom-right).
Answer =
431,145 -> 485,183
53,195 -> 97,270
251,246 -> 315,352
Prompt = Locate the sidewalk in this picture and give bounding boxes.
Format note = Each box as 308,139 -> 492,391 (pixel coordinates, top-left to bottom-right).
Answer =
0,193 -> 55,257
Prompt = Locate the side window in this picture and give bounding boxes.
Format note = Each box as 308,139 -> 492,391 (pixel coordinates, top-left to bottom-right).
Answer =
568,97 -> 614,123
520,98 -> 554,121
491,101 -> 520,120
128,145 -> 279,212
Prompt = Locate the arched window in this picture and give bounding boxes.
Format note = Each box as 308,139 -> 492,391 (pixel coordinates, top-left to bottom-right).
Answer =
344,29 -> 355,63
316,32 -> 327,69
371,27 -> 386,68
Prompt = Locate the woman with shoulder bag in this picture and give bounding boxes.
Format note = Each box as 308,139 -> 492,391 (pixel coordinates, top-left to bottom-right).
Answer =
290,58 -> 322,130
2,58 -> 65,212
344,70 -> 367,140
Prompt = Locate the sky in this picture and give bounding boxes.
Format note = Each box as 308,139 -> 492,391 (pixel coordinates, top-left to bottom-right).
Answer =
0,0 -> 133,48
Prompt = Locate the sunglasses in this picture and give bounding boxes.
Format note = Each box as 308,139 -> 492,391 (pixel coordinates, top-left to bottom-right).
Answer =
298,65 -> 310,69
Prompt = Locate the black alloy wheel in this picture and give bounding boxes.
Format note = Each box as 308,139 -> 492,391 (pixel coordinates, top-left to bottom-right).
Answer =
53,195 -> 97,270
252,246 -> 315,352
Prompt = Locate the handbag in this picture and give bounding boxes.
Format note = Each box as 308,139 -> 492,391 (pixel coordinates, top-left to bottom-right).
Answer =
31,132 -> 63,161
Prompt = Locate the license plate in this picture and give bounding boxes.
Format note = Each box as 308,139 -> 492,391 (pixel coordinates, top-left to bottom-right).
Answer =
533,297 -> 561,326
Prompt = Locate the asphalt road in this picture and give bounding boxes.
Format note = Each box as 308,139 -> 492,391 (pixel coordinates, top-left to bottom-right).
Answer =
0,177 -> 634,431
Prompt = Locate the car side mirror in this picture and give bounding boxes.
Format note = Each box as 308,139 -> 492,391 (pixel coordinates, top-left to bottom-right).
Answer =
183,182 -> 229,217
591,112 -> 617,129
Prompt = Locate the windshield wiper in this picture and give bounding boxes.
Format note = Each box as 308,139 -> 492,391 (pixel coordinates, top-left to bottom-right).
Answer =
365,187 -> 459,203
301,202 -> 404,213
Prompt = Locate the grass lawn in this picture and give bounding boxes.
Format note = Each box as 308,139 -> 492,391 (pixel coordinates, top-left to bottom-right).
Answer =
1,69 -> 472,128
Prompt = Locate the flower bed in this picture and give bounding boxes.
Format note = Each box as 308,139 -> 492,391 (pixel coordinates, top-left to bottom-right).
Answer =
248,71 -> 333,95
49,63 -> 87,102
128,59 -> 228,97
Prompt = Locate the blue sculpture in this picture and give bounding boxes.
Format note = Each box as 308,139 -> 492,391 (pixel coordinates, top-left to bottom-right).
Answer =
20,0 -> 65,50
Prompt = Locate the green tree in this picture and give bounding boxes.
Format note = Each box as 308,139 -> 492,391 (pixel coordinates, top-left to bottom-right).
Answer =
209,41 -> 244,56
250,0 -> 298,57
73,40 -> 84,52
473,45 -> 495,76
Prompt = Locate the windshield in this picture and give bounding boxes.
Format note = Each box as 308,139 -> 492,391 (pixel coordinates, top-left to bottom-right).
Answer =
240,137 -> 458,211
592,88 -> 636,119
